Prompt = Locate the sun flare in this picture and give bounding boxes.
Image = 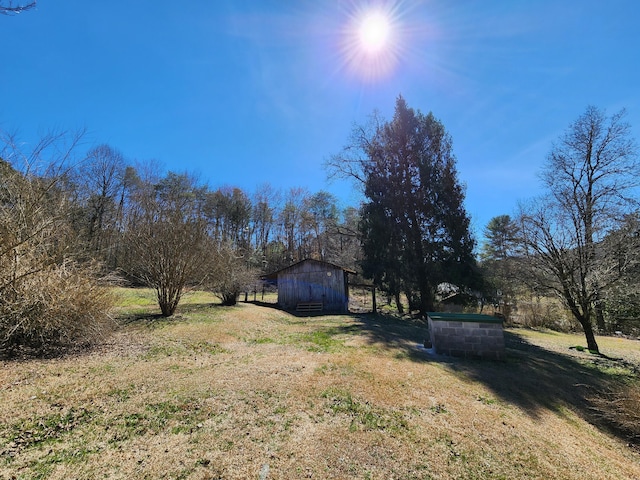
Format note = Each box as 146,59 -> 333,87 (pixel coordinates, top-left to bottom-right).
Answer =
359,12 -> 390,53
338,4 -> 404,82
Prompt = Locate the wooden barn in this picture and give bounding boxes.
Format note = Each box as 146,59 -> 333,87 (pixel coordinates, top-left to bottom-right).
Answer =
265,259 -> 355,313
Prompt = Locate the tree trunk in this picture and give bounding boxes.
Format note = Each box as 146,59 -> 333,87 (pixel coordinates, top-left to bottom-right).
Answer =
394,291 -> 404,314
419,283 -> 434,316
595,300 -> 606,333
578,315 -> 600,353
371,287 -> 377,314
562,284 -> 600,353
221,292 -> 238,306
157,285 -> 181,317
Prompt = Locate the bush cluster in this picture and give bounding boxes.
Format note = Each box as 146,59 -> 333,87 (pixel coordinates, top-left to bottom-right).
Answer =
0,262 -> 115,357
591,381 -> 640,446
1,147 -> 115,357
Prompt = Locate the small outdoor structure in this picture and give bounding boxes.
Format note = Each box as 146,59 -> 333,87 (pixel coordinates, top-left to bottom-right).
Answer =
427,312 -> 505,360
264,259 -> 355,313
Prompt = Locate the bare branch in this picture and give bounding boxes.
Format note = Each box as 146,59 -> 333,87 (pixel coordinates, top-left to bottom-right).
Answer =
519,106 -> 639,351
0,1 -> 36,16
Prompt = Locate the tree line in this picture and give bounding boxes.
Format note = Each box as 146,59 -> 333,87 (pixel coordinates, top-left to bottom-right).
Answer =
1,97 -> 638,356
0,128 -> 363,354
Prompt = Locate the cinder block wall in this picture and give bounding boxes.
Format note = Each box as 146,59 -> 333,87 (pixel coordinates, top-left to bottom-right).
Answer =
428,313 -> 505,360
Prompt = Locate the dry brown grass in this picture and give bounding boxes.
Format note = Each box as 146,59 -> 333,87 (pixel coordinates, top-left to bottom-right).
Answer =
1,289 -> 639,479
589,383 -> 640,444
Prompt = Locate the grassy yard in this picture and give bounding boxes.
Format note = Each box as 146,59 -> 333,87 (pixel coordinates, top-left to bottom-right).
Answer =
1,289 -> 639,479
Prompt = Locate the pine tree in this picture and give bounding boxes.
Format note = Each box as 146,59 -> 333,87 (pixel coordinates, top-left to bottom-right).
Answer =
480,215 -> 519,315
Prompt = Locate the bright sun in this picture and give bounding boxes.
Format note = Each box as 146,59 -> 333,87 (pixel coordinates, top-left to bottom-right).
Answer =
338,5 -> 404,81
358,12 -> 390,53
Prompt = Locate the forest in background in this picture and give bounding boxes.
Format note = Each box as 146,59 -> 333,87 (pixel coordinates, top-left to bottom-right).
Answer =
1,100 -> 640,357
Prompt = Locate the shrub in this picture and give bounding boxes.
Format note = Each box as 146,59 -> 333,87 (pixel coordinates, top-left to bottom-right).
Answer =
206,241 -> 259,306
0,261 -> 115,357
0,150 -> 115,356
512,294 -> 578,332
590,381 -> 640,445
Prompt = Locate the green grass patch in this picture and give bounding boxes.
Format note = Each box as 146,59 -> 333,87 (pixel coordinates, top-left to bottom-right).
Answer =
107,384 -> 137,402
106,397 -> 208,442
295,325 -> 361,353
113,287 -> 158,308
3,408 -> 93,453
180,290 -> 218,305
430,403 -> 448,414
300,330 -> 343,352
476,395 -> 497,405
114,288 -> 218,309
320,388 -> 409,433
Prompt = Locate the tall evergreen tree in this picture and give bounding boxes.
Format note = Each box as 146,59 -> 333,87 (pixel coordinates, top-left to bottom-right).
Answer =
359,96 -> 477,314
480,215 -> 519,314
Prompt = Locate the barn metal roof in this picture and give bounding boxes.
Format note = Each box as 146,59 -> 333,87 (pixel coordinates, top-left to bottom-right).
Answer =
262,258 -> 357,280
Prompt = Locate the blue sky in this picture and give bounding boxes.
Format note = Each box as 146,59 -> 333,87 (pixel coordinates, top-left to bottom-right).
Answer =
2,0 -> 639,240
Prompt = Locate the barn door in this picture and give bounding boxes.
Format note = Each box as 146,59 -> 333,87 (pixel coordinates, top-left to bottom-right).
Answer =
307,272 -> 325,303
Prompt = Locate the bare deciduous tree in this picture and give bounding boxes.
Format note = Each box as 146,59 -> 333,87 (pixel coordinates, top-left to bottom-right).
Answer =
72,144 -> 127,264
126,215 -> 210,316
518,106 -> 638,353
324,111 -> 383,189
251,183 -> 279,265
277,187 -> 309,265
124,170 -> 210,317
302,191 -> 338,262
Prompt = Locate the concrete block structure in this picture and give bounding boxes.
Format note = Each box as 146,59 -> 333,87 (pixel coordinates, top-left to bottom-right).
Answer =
427,312 -> 505,360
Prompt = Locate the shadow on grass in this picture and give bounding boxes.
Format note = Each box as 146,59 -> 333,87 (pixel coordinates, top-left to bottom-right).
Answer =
339,311 -> 638,446
256,304 -> 637,447
117,312 -> 167,325
116,301 -> 235,327
250,300 -> 345,319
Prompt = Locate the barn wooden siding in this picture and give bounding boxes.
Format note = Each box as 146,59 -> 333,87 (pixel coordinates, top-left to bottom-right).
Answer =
276,260 -> 349,312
